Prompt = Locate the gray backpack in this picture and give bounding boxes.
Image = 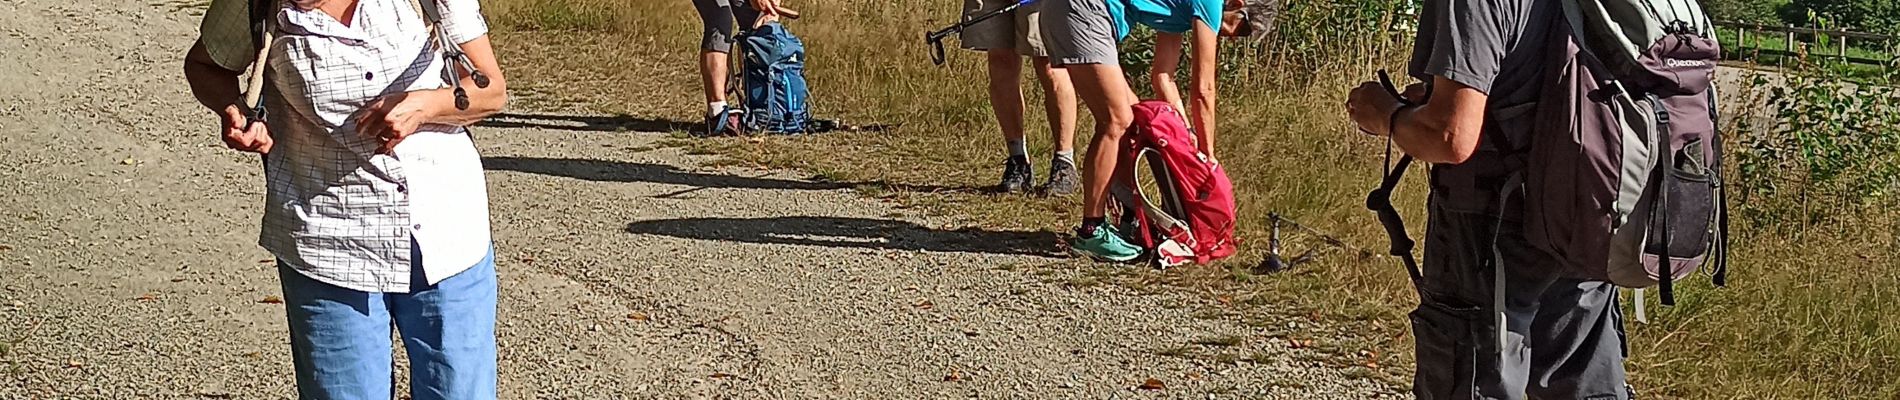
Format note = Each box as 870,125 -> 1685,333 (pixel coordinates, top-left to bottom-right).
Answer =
1368,0 -> 1731,307
1523,0 -> 1730,306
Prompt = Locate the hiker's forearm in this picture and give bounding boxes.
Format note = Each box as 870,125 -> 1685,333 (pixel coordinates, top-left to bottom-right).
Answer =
1190,90 -> 1215,155
1150,32 -> 1187,113
1390,77 -> 1486,164
427,35 -> 508,126
1188,23 -> 1219,155
183,40 -> 244,112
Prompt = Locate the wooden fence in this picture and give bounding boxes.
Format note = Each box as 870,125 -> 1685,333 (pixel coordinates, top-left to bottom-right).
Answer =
1715,21 -> 1898,67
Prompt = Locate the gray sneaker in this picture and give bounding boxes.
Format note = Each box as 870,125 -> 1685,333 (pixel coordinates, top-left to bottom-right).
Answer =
1038,160 -> 1080,196
999,156 -> 1033,194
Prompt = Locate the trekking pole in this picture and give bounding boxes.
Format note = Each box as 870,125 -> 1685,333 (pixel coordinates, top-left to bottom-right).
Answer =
416,0 -> 491,111
1365,70 -> 1430,291
925,0 -> 1038,65
1261,213 -> 1288,273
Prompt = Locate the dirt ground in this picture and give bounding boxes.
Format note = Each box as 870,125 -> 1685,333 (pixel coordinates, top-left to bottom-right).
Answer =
0,0 -> 1398,398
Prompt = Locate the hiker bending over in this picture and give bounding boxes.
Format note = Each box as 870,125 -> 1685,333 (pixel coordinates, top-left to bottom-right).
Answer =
960,0 -> 1082,195
1042,0 -> 1268,261
694,0 -> 780,132
184,0 -> 508,398
1344,0 -> 1631,397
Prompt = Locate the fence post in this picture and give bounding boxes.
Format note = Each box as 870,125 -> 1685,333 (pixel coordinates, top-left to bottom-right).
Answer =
1739,26 -> 1749,58
1785,26 -> 1796,65
1839,30 -> 1849,62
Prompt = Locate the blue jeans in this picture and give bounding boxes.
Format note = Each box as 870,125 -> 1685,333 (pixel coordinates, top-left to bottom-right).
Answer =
279,247 -> 498,400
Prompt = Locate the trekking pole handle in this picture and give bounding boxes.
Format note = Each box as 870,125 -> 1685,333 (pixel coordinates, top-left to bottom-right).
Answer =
926,33 -> 950,65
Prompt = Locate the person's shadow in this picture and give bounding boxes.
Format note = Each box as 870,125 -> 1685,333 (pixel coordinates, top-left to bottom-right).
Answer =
484,156 -> 848,192
624,216 -> 1063,257
476,113 -> 698,133
485,156 -> 980,196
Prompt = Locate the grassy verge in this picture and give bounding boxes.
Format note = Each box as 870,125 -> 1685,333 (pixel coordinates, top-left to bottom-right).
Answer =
481,1 -> 1900,397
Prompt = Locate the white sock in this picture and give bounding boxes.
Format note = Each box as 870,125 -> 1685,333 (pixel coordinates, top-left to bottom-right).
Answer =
1006,139 -> 1028,158
1053,150 -> 1075,167
708,101 -> 727,116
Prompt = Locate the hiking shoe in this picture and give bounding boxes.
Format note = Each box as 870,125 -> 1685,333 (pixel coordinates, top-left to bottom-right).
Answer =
1038,160 -> 1080,196
1070,224 -> 1143,262
702,107 -> 745,137
998,156 -> 1033,194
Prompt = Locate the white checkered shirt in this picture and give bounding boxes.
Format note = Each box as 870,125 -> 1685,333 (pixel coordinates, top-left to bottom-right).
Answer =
255,0 -> 493,293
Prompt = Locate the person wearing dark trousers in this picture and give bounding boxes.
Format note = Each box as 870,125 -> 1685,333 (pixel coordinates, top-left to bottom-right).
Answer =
1343,0 -> 1631,397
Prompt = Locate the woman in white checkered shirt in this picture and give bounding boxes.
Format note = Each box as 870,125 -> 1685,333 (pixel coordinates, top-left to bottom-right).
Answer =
183,0 -> 507,398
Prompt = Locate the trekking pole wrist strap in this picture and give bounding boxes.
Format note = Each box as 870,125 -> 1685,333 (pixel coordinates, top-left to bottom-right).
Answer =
1386,103 -> 1418,139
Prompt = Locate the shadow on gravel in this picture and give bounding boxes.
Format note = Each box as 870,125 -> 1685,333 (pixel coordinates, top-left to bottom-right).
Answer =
485,156 -> 987,197
624,216 -> 1063,257
477,113 -> 697,133
484,156 -> 850,192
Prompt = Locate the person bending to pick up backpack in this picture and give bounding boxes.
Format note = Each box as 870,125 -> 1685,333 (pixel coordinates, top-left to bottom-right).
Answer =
694,0 -> 781,133
184,0 -> 508,398
960,0 -> 1082,195
1040,0 -> 1268,261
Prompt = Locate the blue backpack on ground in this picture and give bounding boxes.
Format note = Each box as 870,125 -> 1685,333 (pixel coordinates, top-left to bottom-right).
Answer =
740,22 -> 813,134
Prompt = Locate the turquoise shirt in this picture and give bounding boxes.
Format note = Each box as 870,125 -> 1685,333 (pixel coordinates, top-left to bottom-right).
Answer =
1107,0 -> 1225,40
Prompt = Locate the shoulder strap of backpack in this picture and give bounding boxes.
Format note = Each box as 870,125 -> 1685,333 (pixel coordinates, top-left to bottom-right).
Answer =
240,0 -> 282,125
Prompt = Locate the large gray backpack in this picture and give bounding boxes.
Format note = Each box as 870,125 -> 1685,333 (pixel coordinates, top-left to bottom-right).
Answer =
1524,0 -> 1731,307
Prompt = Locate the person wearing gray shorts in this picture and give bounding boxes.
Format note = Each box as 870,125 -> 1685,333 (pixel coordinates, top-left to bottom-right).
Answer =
1344,0 -> 1632,396
692,0 -> 779,133
1040,0 -> 1262,261
960,0 -> 1080,195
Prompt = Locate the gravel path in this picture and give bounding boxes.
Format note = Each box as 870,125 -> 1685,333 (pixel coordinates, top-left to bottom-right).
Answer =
0,0 -> 1399,398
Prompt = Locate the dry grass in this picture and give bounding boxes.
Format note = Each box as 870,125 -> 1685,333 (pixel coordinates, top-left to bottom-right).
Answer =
481,0 -> 1899,398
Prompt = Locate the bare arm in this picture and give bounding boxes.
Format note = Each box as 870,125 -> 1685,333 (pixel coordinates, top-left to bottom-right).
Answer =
1347,76 -> 1488,164
1151,32 -> 1187,116
183,40 -> 244,114
1186,21 -> 1219,157
184,39 -> 272,153
358,35 -> 509,152
429,35 -> 509,126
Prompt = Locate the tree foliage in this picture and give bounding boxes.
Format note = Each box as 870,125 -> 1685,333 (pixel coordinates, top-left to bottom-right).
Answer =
1779,0 -> 1900,35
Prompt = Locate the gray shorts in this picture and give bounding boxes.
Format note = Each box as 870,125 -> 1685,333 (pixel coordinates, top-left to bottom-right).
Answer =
959,0 -> 1049,57
1039,0 -> 1119,66
693,0 -> 761,53
1412,206 -> 1630,400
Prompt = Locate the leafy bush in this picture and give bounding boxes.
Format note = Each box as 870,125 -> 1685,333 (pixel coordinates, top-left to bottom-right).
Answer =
1706,0 -> 1785,25
1733,69 -> 1900,228
1780,0 -> 1900,35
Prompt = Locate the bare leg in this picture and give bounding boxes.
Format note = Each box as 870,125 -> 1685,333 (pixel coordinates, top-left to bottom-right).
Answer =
986,50 -> 1027,144
699,51 -> 729,104
1032,56 -> 1077,154
1066,63 -> 1138,219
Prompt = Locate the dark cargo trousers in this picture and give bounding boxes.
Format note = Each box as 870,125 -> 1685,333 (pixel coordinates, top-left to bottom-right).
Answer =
1411,207 -> 1630,400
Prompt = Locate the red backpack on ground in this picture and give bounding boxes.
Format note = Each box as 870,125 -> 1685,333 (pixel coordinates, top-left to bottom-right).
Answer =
1110,100 -> 1240,267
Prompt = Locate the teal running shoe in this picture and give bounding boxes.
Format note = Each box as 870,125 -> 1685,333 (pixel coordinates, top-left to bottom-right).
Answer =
1070,224 -> 1143,262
